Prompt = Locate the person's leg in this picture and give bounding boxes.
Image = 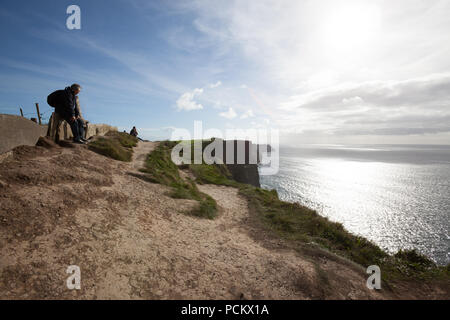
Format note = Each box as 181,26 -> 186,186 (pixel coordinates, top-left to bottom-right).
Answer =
68,119 -> 81,141
77,119 -> 85,140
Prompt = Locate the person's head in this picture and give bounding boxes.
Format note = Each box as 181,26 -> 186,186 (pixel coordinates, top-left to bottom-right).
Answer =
71,83 -> 81,95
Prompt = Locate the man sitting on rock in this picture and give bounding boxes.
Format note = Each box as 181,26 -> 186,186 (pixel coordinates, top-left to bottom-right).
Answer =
47,83 -> 87,144
130,126 -> 138,137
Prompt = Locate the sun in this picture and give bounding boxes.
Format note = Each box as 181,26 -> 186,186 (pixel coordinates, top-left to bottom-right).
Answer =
319,4 -> 381,54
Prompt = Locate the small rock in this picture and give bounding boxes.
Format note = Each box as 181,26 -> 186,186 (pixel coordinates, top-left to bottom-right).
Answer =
0,151 -> 13,164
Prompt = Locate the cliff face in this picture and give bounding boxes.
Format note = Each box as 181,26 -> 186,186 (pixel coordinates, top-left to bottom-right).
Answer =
215,139 -> 262,188
225,163 -> 260,188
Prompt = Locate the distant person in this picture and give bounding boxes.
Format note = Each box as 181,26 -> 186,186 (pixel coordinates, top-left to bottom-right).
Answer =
47,83 -> 87,144
130,126 -> 138,137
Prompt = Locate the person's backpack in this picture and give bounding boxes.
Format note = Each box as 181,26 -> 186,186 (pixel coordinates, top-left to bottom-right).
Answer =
47,90 -> 62,108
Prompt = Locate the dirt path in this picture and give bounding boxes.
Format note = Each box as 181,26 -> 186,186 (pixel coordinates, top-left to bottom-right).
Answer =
0,141 -> 389,299
130,141 -> 157,172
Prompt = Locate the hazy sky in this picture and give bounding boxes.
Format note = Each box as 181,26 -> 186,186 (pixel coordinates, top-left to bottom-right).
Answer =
0,0 -> 449,144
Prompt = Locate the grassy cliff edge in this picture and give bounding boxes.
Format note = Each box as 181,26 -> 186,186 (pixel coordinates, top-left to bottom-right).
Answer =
153,139 -> 449,289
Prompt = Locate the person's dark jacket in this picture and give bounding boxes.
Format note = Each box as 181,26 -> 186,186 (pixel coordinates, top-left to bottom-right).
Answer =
47,87 -> 79,120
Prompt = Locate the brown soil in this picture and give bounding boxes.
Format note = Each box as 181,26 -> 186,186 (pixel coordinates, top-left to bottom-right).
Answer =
0,139 -> 447,299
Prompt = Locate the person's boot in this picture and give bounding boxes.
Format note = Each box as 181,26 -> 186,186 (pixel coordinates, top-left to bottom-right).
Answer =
73,138 -> 87,144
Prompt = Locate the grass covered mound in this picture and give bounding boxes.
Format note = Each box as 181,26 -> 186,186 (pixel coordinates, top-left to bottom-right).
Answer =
140,140 -> 217,219
88,131 -> 138,162
105,131 -> 138,148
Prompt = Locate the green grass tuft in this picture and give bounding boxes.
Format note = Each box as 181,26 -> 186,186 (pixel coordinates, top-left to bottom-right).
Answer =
140,140 -> 218,219
105,131 -> 138,148
189,163 -> 237,186
88,131 -> 137,162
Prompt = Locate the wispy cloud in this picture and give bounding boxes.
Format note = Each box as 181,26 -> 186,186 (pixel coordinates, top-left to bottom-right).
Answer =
27,27 -> 189,98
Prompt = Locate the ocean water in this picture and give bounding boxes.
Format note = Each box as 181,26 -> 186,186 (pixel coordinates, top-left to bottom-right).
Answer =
259,144 -> 450,265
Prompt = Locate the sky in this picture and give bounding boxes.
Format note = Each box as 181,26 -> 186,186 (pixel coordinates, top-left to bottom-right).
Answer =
0,0 -> 449,145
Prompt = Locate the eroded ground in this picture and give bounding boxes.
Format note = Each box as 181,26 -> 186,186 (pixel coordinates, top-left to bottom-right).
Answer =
0,141 -> 443,299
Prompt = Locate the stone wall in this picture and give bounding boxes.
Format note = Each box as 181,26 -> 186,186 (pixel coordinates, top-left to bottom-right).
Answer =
56,121 -> 117,140
0,114 -> 48,154
0,113 -> 118,154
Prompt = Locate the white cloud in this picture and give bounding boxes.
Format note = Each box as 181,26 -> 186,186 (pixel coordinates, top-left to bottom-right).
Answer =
342,96 -> 364,105
176,88 -> 204,111
273,73 -> 450,140
209,81 -> 222,88
282,73 -> 450,112
174,81 -> 224,111
219,107 -> 237,119
240,109 -> 254,119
